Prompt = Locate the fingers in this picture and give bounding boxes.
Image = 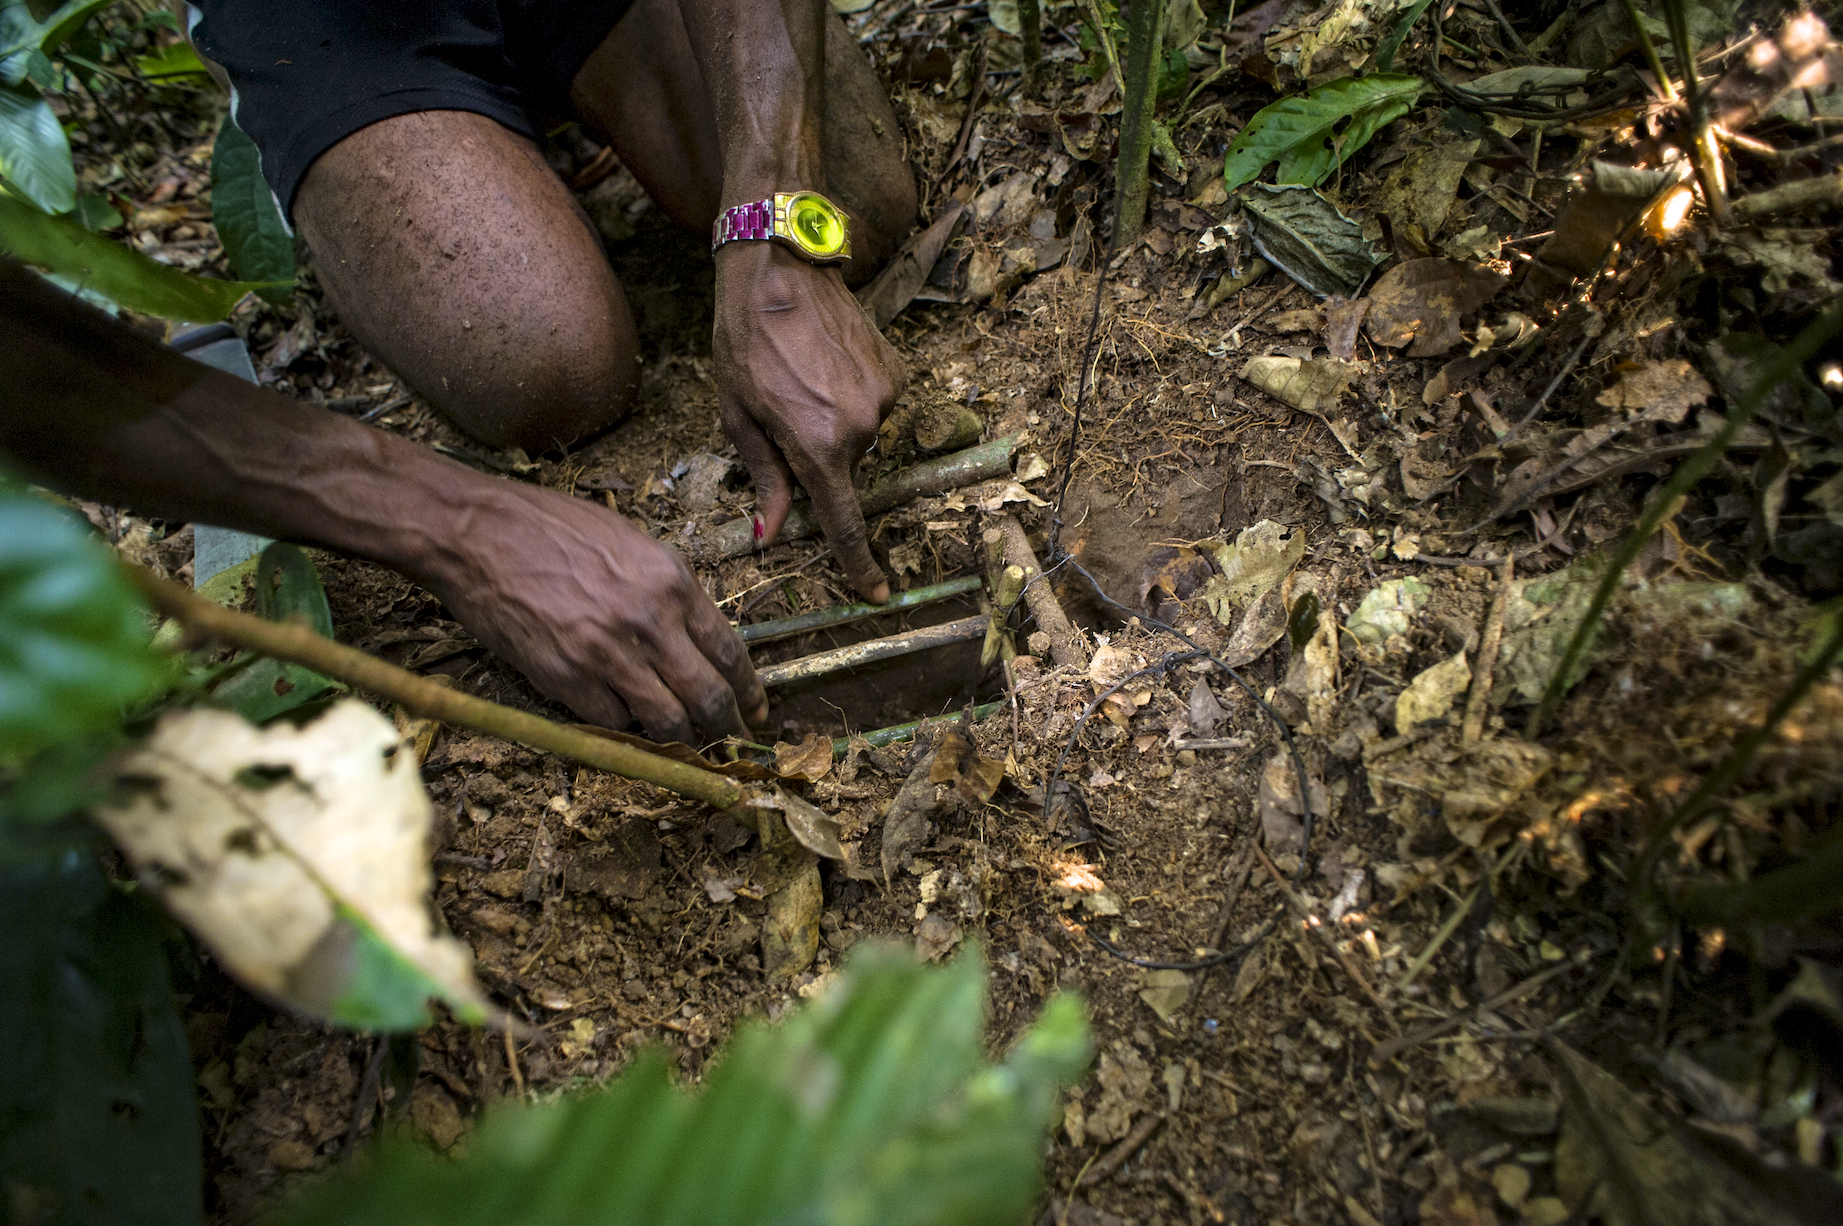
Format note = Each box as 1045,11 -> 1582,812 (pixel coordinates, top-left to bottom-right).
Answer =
685,592 -> 768,726
800,467 -> 888,602
724,399 -> 797,545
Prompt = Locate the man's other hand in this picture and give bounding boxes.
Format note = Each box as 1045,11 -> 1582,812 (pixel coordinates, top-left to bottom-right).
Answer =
713,240 -> 901,603
421,481 -> 766,745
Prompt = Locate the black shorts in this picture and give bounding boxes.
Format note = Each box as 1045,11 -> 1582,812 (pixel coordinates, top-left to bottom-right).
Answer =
188,0 -> 635,219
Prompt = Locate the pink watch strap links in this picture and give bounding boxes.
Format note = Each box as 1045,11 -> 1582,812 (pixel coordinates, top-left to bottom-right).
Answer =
712,198 -> 774,252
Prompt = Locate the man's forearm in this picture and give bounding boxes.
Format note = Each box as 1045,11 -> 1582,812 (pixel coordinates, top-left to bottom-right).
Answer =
678,0 -> 827,204
0,259 -> 494,588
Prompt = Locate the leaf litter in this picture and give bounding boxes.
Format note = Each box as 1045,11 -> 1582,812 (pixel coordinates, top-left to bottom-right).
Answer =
70,3 -> 1843,1221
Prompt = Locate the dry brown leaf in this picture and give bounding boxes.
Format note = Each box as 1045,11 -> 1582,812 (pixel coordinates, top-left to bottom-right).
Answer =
1240,354 -> 1357,413
1365,258 -> 1507,358
929,730 -> 1006,804
1594,359 -> 1714,424
774,731 -> 835,782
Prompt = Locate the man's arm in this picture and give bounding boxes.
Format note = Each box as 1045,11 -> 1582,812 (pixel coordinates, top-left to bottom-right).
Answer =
0,259 -> 765,744
679,0 -> 900,604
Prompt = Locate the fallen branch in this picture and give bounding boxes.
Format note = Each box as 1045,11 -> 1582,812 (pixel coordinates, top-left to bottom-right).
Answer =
126,565 -> 743,809
996,514 -> 1086,669
710,435 -> 1019,557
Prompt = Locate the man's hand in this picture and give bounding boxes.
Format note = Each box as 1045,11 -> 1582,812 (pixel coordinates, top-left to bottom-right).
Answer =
418,480 -> 766,745
714,240 -> 900,602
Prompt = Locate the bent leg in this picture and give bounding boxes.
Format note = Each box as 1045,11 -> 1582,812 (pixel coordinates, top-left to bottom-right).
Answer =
293,110 -> 641,453
568,0 -> 917,282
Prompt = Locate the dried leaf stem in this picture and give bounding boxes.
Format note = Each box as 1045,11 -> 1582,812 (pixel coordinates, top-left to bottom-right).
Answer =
125,565 -> 747,810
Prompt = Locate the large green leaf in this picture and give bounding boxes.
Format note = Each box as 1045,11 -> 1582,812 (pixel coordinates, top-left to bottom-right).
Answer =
210,115 -> 294,302
209,542 -> 344,722
0,493 -> 170,761
0,851 -> 203,1226
274,944 -> 1091,1226
1224,74 -> 1424,192
34,0 -> 118,56
0,79 -> 74,212
0,193 -> 282,318
134,41 -> 211,81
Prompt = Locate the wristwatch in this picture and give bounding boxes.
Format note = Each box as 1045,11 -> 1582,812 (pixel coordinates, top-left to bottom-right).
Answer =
711,191 -> 851,264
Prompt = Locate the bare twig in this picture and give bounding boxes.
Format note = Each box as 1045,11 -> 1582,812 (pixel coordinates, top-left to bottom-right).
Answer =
739,576 -> 981,644
1251,842 -> 1399,1028
1369,952 -> 1590,1065
125,565 -> 748,809
757,615 -> 990,687
1462,555 -> 1514,741
997,514 -> 1086,669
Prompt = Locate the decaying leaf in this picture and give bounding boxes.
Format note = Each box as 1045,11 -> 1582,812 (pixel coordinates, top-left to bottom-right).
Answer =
1241,354 -> 1357,413
929,730 -> 1006,805
882,754 -> 944,882
1527,161 -> 1682,296
1088,1044 -> 1154,1143
1719,229 -> 1843,296
1365,258 -> 1506,358
1241,184 -> 1386,298
95,702 -> 488,1030
1594,359 -> 1713,424
1222,586 -> 1290,665
1377,138 -> 1478,241
1322,294 -> 1370,361
774,731 -> 835,782
1256,750 -> 1328,854
1346,577 -> 1431,644
1395,650 -> 1471,735
1137,969 -> 1192,1023
1188,676 -> 1228,733
915,911 -> 963,962
1551,1039 -> 1843,1226
1202,520 -> 1308,623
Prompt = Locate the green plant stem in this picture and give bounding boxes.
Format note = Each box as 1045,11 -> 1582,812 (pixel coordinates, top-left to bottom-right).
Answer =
739,577 -> 983,645
1678,822 -> 1843,926
1114,0 -> 1166,246
1019,0 -> 1042,83
1647,611 -> 1843,903
124,565 -> 747,810
1661,0 -> 1727,222
1526,298 -> 1843,739
834,700 -> 1005,758
1617,0 -> 1678,103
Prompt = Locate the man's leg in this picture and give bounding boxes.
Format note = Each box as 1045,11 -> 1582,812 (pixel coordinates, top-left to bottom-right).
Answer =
568,0 -> 917,282
293,111 -> 641,454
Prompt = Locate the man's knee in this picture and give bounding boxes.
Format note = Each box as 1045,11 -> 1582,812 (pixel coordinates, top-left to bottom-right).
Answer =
433,308 -> 642,454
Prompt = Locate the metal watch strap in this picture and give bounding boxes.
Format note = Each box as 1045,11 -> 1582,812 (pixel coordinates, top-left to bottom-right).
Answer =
711,198 -> 774,252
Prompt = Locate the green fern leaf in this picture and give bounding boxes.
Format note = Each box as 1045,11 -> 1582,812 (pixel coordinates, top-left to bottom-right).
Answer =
271,944 -> 1090,1226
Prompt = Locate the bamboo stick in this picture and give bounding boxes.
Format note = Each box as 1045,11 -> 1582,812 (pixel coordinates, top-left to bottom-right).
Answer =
739,576 -> 982,644
757,615 -> 991,688
710,435 -> 1019,558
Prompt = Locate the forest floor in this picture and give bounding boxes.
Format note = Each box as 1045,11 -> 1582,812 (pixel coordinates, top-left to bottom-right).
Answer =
60,0 -> 1843,1222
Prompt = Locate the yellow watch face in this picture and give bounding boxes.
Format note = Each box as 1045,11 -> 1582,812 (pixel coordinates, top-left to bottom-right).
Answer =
783,192 -> 848,259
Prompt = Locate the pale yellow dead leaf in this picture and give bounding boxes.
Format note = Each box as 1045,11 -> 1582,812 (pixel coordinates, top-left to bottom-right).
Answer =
95,702 -> 487,1026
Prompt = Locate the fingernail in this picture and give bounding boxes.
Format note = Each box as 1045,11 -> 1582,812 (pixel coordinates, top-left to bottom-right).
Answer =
751,514 -> 765,542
